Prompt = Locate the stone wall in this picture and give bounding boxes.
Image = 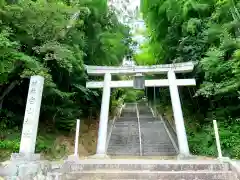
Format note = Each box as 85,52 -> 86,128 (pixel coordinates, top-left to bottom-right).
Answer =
0,160 -> 62,180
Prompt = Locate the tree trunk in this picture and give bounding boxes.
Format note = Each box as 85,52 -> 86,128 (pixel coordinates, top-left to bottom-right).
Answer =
0,80 -> 18,110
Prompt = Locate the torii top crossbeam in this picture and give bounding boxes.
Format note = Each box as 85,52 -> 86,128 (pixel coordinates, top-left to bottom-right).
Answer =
85,61 -> 195,76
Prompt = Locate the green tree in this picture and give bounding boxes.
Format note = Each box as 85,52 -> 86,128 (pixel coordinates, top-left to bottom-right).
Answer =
0,0 -> 131,131
140,0 -> 240,158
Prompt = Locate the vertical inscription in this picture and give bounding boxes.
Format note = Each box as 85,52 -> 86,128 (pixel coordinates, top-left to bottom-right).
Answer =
23,81 -> 38,126
23,129 -> 33,137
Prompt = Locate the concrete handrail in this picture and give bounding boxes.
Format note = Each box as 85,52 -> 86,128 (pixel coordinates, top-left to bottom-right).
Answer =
159,114 -> 179,153
152,104 -> 177,136
106,103 -> 124,150
149,103 -> 179,150
136,103 -> 143,156
165,116 -> 177,136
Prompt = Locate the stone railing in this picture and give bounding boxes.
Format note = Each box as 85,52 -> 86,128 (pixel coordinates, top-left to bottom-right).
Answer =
149,103 -> 179,152
106,103 -> 124,150
161,114 -> 179,151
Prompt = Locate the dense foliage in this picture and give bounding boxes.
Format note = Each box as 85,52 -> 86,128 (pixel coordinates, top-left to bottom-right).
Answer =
141,0 -> 240,158
0,0 -> 131,132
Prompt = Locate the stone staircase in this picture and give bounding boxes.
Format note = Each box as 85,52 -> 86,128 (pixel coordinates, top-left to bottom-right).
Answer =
107,104 -> 140,156
138,104 -> 177,156
107,103 -> 177,156
2,158 -> 240,179
50,159 -> 239,180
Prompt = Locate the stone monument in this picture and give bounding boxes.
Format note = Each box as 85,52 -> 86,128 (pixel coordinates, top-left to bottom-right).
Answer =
11,76 -> 44,161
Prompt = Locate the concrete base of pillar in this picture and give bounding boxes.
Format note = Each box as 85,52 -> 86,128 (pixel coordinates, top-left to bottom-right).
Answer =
66,154 -> 81,162
177,154 -> 195,160
218,156 -> 230,162
89,154 -> 110,159
10,153 -> 41,161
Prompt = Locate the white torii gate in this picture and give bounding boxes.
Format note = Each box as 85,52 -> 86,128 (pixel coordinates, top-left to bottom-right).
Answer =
85,62 -> 196,157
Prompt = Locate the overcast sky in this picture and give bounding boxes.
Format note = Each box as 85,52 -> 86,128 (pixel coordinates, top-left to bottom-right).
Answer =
130,0 -> 140,8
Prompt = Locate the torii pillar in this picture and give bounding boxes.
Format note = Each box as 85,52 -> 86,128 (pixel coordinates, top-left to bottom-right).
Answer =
96,73 -> 111,155
168,70 -> 190,156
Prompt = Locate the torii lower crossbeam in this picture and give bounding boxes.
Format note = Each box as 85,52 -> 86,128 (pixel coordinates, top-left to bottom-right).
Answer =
87,79 -> 196,88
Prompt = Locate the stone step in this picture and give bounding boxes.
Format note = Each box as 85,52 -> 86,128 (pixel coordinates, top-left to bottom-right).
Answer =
140,126 -> 166,129
142,149 -> 176,154
108,138 -> 140,142
139,118 -> 154,120
107,148 -> 141,152
61,160 -> 230,172
142,152 -> 177,156
142,144 -> 176,147
110,127 -> 138,131
139,112 -> 153,114
142,146 -> 175,149
121,110 -> 136,112
108,145 -> 140,149
141,130 -> 170,132
114,121 -> 138,125
114,123 -> 137,125
108,155 -> 177,160
139,120 -> 162,122
142,150 -> 176,154
117,118 -> 138,121
58,171 -> 238,180
140,122 -> 160,125
141,138 -> 174,141
141,145 -> 175,150
142,142 -> 174,145
140,127 -> 166,130
139,112 -> 152,115
116,118 -> 137,120
140,123 -> 164,126
108,140 -> 140,144
113,124 -> 138,127
122,109 -> 136,111
141,137 -> 173,141
107,151 -> 141,156
113,124 -> 138,128
107,149 -> 141,153
139,112 -> 152,114
140,128 -> 165,132
111,121 -> 138,126
121,113 -> 136,115
111,129 -> 138,132
109,132 -> 138,136
120,114 -> 136,117
139,114 -> 157,117
139,111 -> 152,113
